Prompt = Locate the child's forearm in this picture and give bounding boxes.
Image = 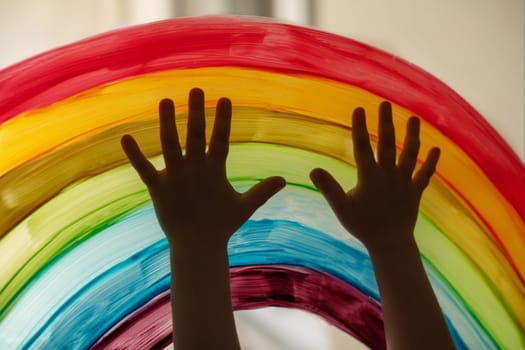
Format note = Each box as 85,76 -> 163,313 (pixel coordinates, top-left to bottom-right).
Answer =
368,236 -> 455,350
170,240 -> 240,350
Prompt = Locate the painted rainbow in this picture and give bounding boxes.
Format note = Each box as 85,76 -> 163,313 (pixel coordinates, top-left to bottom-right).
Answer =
0,16 -> 524,350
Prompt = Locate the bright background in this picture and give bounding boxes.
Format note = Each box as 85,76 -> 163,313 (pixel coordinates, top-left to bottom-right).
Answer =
0,1 -> 523,349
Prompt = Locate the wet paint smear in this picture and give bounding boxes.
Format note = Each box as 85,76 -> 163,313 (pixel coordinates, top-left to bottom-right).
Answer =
0,16 -> 524,349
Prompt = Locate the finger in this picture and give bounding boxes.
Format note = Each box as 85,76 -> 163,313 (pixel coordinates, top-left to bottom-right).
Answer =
241,176 -> 286,217
121,135 -> 158,186
208,97 -> 232,163
159,99 -> 183,171
377,101 -> 396,170
310,168 -> 350,217
413,147 -> 440,194
352,107 -> 376,179
398,117 -> 420,177
186,88 -> 206,161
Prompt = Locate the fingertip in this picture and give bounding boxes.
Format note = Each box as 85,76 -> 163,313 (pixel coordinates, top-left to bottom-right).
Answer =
379,100 -> 392,111
265,176 -> 287,194
309,169 -> 348,215
217,97 -> 232,108
354,106 -> 366,114
216,97 -> 232,118
159,99 -> 175,126
159,98 -> 174,109
309,168 -> 339,194
407,116 -> 420,130
309,167 -> 320,177
427,147 -> 441,166
379,101 -> 393,122
188,88 -> 205,112
190,87 -> 204,94
276,176 -> 287,189
405,117 -> 421,144
414,146 -> 441,192
189,87 -> 204,102
121,134 -> 131,143
309,167 -> 327,184
352,107 -> 366,120
243,176 -> 286,213
120,135 -> 141,162
352,107 -> 368,134
120,134 -> 135,149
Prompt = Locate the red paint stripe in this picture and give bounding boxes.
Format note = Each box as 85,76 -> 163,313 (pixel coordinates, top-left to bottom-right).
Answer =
90,265 -> 384,350
0,16 -> 523,223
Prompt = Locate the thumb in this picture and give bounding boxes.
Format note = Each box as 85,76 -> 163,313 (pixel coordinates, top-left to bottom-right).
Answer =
310,168 -> 350,218
241,176 -> 286,216
121,135 -> 158,187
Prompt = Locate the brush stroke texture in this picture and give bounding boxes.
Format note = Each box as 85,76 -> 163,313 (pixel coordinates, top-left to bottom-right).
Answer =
0,16 -> 524,350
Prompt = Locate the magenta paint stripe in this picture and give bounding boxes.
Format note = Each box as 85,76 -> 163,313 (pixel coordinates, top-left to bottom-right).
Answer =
90,292 -> 172,350
90,265 -> 384,350
231,265 -> 384,349
0,16 -> 523,223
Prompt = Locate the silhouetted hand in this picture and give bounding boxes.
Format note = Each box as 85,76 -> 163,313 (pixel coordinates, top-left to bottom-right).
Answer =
311,102 -> 454,350
121,88 -> 285,248
310,101 -> 440,251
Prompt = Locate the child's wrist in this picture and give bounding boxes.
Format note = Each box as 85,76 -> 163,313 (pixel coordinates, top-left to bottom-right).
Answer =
365,233 -> 419,258
169,235 -> 229,260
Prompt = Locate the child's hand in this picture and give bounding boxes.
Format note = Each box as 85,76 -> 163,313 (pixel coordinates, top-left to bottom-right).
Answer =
311,102 -> 453,350
310,102 -> 440,252
121,88 -> 285,249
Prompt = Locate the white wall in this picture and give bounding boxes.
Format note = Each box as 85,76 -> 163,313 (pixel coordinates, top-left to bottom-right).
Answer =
315,0 -> 525,160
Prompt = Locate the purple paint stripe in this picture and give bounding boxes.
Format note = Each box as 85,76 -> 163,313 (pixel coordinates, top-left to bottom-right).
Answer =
90,264 -> 384,350
231,265 -> 384,349
90,292 -> 172,350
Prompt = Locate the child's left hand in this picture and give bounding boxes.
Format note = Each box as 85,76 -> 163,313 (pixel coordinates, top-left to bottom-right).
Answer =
121,88 -> 285,249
